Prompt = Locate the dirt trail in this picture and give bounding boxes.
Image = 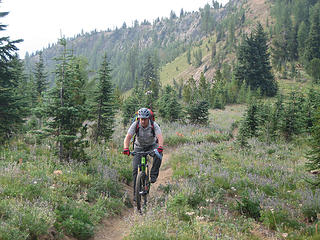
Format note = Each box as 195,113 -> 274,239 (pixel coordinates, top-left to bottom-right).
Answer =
91,150 -> 173,240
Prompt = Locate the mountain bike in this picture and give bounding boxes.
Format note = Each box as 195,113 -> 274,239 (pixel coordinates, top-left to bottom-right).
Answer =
131,149 -> 162,213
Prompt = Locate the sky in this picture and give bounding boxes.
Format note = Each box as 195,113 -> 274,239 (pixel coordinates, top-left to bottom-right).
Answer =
1,0 -> 229,58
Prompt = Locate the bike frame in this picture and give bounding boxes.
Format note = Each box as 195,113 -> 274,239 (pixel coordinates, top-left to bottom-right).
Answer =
139,154 -> 151,183
131,149 -> 161,213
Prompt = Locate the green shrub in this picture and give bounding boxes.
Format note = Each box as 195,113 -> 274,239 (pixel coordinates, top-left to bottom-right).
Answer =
0,223 -> 29,240
165,135 -> 189,146
55,200 -> 95,239
128,221 -> 171,240
61,218 -> 94,240
236,196 -> 261,220
260,184 -> 277,196
87,179 -> 122,202
260,209 -> 302,231
0,199 -> 55,240
166,192 -> 192,221
302,204 -> 320,223
212,175 -> 231,190
103,198 -> 124,215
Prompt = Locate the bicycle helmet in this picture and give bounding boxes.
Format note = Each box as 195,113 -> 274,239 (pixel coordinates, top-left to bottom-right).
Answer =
138,108 -> 150,119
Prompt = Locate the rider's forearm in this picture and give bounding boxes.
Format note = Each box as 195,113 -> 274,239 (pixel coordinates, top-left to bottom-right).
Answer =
157,134 -> 164,147
123,134 -> 132,149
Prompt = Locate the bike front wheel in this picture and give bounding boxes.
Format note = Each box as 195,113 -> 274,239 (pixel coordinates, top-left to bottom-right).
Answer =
135,172 -> 148,212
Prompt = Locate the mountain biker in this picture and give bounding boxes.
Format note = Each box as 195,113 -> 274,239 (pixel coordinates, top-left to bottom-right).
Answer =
123,108 -> 164,199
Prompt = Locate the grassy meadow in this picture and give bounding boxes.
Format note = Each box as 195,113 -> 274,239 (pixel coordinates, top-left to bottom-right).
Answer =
125,100 -> 320,239
1,73 -> 320,240
0,134 -> 132,239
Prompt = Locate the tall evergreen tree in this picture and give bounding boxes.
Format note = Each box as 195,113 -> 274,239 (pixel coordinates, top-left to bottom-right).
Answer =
0,10 -> 24,142
307,58 -> 320,83
199,72 -> 209,100
94,53 -> 115,142
182,76 -> 197,104
235,23 -> 277,97
45,39 -> 88,162
127,45 -> 138,89
158,85 -> 181,122
305,3 -> 320,63
33,51 -> 48,97
297,21 -> 309,60
141,54 -> 160,109
201,3 -> 213,35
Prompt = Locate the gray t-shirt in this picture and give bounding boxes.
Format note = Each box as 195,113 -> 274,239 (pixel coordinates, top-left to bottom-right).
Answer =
127,120 -> 161,149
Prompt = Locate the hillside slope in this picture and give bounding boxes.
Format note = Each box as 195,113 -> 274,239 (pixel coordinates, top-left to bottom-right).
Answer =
24,0 -> 272,90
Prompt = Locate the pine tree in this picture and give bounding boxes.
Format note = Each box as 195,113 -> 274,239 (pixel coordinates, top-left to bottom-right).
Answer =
237,98 -> 263,147
297,21 -> 308,61
0,10 -> 24,142
199,72 -> 209,100
94,53 -> 115,142
187,100 -> 209,125
235,23 -> 277,97
45,39 -> 88,162
269,93 -> 284,140
141,55 -> 160,109
182,76 -> 197,104
305,88 -> 320,133
306,107 -> 320,186
307,58 -> 320,83
201,4 -> 212,35
127,46 -> 138,89
187,48 -> 191,64
158,85 -> 181,122
305,3 -> 320,63
280,92 -> 302,141
33,51 -> 48,97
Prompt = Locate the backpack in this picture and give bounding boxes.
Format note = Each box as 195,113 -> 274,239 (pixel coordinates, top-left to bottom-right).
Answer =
131,109 -> 156,148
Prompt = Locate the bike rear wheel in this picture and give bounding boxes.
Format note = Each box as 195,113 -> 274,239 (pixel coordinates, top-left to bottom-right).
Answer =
135,172 -> 148,212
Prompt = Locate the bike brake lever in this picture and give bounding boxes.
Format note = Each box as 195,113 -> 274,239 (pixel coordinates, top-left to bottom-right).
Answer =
154,149 -> 162,160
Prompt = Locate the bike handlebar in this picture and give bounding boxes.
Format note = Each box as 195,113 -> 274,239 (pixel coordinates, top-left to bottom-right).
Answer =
131,149 -> 162,160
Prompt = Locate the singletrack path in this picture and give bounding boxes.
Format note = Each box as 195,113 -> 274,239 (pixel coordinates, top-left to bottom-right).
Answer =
91,150 -> 173,240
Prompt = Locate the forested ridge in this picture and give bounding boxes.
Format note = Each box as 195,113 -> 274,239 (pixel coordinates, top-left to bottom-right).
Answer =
23,0 -> 239,90
2,0 -> 320,239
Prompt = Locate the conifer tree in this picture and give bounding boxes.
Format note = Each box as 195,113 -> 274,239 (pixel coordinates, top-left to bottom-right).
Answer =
0,10 -> 24,142
305,3 -> 320,63
199,72 -> 209,100
269,93 -> 284,140
158,85 -> 181,122
33,51 -> 48,97
45,39 -> 88,162
141,55 -> 160,109
305,88 -> 320,133
201,3 -> 213,35
235,23 -> 277,97
187,100 -> 209,125
127,46 -> 138,88
237,98 -> 262,147
280,92 -> 302,141
187,48 -> 191,64
306,107 -> 320,186
307,58 -> 320,83
94,53 -> 115,142
182,76 -> 197,104
297,21 -> 308,61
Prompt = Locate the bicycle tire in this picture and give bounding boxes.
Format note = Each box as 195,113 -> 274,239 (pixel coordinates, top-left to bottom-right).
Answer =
135,172 -> 147,212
